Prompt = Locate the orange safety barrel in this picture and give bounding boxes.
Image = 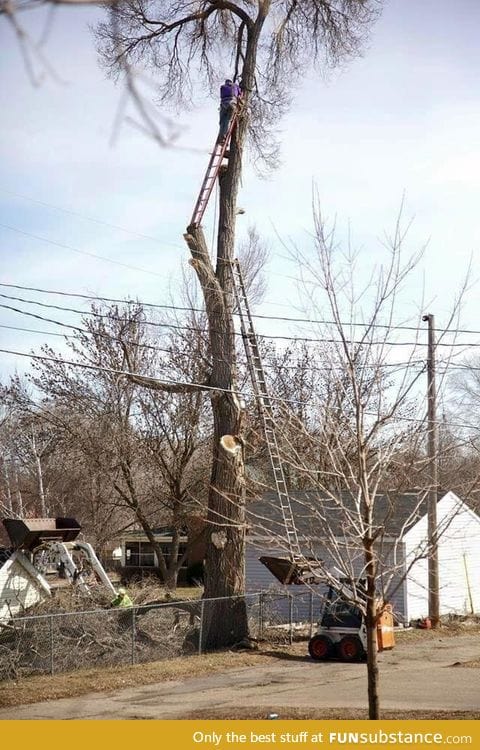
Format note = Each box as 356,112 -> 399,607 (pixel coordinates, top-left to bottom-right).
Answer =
376,603 -> 395,651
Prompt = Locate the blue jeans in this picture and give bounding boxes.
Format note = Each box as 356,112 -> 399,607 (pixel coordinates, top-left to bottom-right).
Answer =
219,102 -> 235,140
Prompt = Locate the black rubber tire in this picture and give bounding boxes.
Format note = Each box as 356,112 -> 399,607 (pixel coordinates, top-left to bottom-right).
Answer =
336,635 -> 365,662
308,634 -> 334,661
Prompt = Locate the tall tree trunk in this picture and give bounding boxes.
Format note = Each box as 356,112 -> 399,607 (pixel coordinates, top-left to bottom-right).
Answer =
185,223 -> 247,647
31,432 -> 47,516
2,460 -> 13,514
365,538 -> 380,720
164,567 -> 178,593
182,22 -> 265,649
165,521 -> 182,594
13,460 -> 24,517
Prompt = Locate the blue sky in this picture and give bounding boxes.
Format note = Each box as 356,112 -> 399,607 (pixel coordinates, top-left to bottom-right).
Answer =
1,0 -> 480,379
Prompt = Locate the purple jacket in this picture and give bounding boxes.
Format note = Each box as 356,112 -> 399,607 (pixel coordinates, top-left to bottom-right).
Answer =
220,82 -> 241,103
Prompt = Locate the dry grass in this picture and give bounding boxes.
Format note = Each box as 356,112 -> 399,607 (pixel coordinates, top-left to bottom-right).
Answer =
0,646 -> 277,709
395,618 -> 480,642
1,616 -> 479,713
2,641 -> 479,719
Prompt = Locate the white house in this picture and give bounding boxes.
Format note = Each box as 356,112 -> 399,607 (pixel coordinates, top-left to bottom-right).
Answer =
404,491 -> 480,620
245,490 -> 480,625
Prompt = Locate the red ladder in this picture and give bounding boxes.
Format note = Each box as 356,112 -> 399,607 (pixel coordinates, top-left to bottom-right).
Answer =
189,109 -> 239,228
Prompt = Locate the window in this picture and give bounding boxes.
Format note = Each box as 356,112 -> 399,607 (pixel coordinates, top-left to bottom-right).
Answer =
321,596 -> 362,629
125,541 -> 155,567
124,540 -> 189,568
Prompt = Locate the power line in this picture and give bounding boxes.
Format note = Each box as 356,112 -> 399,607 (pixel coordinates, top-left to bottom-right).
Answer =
2,346 -> 480,433
0,296 -> 197,335
0,223 -> 167,278
0,281 -> 478,337
0,282 -> 193,313
1,289 -> 479,349
0,320 -> 174,357
0,346 -> 305,406
0,188 -> 186,250
0,317 -> 427,376
0,324 -> 70,339
0,294 -> 436,346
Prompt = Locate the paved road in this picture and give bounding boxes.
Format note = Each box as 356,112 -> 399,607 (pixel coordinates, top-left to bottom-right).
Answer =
0,634 -> 478,719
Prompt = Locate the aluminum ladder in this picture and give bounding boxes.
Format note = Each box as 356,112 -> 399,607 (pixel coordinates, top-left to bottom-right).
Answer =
189,109 -> 239,228
231,258 -> 302,560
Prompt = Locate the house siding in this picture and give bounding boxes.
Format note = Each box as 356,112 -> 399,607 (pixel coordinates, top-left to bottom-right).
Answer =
246,540 -> 408,624
404,492 -> 480,621
245,542 -> 327,624
0,552 -> 50,622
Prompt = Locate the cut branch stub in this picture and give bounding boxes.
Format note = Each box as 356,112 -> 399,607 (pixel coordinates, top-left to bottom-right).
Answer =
220,434 -> 243,456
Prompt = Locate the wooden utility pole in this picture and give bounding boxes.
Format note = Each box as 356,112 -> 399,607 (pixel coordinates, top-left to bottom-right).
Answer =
422,313 -> 439,627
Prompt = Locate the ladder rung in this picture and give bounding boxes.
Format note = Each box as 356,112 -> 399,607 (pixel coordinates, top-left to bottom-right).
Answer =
232,255 -> 300,560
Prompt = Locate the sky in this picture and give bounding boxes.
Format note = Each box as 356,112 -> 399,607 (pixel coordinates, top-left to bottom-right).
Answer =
1,0 -> 480,381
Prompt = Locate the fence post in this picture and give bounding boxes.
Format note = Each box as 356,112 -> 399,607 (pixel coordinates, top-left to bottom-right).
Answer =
131,607 -> 136,666
198,600 -> 205,655
50,615 -> 54,676
309,590 -> 314,638
288,593 -> 293,645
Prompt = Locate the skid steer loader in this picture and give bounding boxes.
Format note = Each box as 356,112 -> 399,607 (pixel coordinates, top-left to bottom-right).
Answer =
259,556 -> 394,661
307,582 -> 394,662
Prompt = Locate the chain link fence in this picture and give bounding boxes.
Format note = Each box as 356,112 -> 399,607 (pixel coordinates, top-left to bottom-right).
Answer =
0,589 -> 324,681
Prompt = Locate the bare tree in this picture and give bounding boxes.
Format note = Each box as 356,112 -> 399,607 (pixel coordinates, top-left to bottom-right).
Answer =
2,302 -> 212,590
0,406 -> 22,518
0,385 -> 58,517
2,0 -> 380,645
252,206 -> 468,719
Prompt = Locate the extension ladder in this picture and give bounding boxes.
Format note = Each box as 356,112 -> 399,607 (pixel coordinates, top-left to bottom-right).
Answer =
230,259 -> 302,560
189,109 -> 239,228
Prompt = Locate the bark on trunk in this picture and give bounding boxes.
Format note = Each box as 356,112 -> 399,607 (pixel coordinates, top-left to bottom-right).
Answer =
365,539 -> 380,720
31,433 -> 47,517
164,567 -> 178,593
182,20 -> 266,649
2,460 -> 13,514
184,224 -> 247,647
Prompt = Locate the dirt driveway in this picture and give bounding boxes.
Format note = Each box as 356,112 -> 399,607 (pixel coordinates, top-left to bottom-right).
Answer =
0,630 -> 478,720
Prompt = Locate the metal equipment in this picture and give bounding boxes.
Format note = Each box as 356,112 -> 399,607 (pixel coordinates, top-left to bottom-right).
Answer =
0,517 -> 118,623
308,582 -> 395,662
232,260 -> 301,560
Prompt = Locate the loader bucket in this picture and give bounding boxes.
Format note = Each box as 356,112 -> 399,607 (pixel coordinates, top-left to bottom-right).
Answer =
2,517 -> 81,551
259,555 -> 324,585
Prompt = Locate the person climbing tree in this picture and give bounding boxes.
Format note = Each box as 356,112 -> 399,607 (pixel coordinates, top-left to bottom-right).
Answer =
218,78 -> 241,142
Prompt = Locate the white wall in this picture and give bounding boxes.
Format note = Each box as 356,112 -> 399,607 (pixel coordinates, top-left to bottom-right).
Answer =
404,492 -> 480,621
0,552 -> 51,622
